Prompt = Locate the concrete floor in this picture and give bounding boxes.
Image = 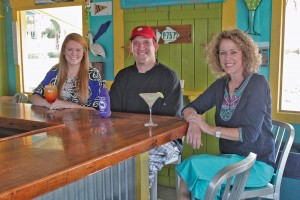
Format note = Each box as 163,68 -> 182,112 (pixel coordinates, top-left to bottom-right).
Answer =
158,185 -> 177,200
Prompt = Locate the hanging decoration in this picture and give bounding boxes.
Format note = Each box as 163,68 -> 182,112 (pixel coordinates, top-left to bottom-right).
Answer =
91,1 -> 112,16
93,20 -> 111,43
84,0 -> 93,25
85,0 -> 92,13
86,32 -> 106,58
156,27 -> 180,44
244,0 -> 263,35
151,25 -> 192,44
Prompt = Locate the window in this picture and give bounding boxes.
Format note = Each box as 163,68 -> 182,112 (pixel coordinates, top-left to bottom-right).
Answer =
281,0 -> 300,112
270,1 -> 300,123
20,6 -> 82,93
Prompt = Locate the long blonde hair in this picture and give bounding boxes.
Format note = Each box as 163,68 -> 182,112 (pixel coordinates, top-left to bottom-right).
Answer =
56,33 -> 89,103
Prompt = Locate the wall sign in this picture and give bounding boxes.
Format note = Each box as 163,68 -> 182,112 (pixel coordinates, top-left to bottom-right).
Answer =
121,0 -> 225,9
91,2 -> 112,16
35,0 -> 74,5
152,25 -> 192,44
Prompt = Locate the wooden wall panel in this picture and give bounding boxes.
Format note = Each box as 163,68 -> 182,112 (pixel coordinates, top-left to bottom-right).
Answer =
157,17 -> 170,67
181,19 -> 195,90
169,7 -> 183,78
194,18 -> 208,91
124,4 -> 221,92
205,16 -> 222,155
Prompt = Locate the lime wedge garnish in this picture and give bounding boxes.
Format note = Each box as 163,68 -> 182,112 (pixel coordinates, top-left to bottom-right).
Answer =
156,92 -> 164,98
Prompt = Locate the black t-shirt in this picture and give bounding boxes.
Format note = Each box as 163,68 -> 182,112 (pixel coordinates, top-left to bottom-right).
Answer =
110,62 -> 183,117
109,62 -> 184,149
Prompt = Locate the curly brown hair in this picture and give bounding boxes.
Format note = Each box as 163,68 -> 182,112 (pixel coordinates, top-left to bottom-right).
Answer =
206,29 -> 262,78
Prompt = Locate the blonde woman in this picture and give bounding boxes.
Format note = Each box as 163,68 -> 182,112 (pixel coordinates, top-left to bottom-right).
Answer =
177,29 -> 275,200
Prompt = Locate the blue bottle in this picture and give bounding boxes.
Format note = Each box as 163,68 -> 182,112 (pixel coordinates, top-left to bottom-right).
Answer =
99,80 -> 111,118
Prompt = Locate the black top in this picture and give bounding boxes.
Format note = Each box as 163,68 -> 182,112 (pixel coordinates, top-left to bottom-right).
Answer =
183,73 -> 276,168
110,62 -> 183,116
110,62 -> 183,149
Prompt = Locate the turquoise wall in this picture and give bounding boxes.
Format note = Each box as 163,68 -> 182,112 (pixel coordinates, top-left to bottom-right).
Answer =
88,0 -> 114,80
4,0 -> 16,95
236,0 -> 300,143
237,0 -> 271,80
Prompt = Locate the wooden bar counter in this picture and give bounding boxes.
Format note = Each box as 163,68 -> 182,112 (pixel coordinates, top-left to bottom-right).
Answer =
0,102 -> 187,199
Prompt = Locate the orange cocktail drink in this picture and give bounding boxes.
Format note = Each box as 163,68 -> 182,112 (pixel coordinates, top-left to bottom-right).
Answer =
45,84 -> 57,113
45,84 -> 58,103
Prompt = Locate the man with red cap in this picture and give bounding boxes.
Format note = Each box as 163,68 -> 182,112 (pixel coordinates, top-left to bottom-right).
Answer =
109,25 -> 183,191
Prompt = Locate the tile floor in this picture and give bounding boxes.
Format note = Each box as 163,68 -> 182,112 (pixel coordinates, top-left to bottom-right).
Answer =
157,185 -> 177,200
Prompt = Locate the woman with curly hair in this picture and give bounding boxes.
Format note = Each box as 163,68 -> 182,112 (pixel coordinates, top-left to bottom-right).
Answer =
176,29 -> 275,199
31,33 -> 101,110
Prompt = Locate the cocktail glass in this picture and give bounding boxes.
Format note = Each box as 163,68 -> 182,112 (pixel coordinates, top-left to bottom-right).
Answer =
244,0 -> 262,35
44,84 -> 58,113
139,92 -> 164,127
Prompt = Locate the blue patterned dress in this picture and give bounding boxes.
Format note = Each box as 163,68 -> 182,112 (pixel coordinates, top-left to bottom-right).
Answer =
33,64 -> 101,109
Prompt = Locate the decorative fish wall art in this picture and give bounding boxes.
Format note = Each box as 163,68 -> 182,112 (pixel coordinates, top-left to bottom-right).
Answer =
151,24 -> 192,44
156,27 -> 180,44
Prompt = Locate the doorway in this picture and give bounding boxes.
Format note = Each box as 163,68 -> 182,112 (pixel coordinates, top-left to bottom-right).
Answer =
20,6 -> 82,93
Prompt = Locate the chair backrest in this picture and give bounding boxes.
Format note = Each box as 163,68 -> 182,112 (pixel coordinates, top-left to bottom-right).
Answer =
12,93 -> 28,103
271,120 -> 295,198
204,152 -> 257,200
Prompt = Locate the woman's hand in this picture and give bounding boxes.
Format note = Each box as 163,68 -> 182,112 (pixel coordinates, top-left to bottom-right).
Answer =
186,121 -> 203,149
187,113 -> 213,136
51,99 -> 77,110
51,99 -> 95,110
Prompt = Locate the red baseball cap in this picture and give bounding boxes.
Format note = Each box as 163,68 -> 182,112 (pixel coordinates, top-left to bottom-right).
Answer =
129,26 -> 156,41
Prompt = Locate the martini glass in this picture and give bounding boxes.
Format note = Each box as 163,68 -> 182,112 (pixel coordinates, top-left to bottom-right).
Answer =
139,92 -> 164,127
44,84 -> 58,113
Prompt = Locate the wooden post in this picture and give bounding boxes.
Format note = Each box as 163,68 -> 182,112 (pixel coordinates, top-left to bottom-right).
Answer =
136,152 -> 149,200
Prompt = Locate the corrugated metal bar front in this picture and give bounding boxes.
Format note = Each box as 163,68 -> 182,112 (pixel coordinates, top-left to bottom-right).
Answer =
36,157 -> 136,200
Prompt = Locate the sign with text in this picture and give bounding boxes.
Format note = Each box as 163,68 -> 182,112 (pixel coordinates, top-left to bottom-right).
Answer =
151,25 -> 192,44
35,0 -> 74,5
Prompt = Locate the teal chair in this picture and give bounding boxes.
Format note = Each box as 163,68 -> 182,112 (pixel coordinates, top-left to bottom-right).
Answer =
204,152 -> 257,200
241,120 -> 295,200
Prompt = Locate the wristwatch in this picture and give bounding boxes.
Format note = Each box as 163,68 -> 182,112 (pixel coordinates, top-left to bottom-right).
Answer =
215,127 -> 222,138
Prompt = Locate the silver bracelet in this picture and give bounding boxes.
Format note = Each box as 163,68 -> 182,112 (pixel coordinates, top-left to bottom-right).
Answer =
238,127 -> 243,142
